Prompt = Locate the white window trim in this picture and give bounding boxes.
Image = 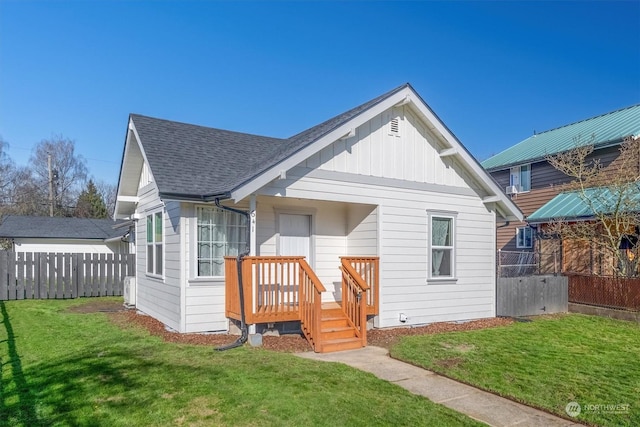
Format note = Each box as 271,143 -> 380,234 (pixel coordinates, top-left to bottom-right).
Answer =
516,226 -> 533,249
427,211 -> 458,283
193,205 -> 248,280
146,209 -> 164,278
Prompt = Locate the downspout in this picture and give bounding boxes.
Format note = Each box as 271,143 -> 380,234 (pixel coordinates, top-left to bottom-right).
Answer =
214,197 -> 251,351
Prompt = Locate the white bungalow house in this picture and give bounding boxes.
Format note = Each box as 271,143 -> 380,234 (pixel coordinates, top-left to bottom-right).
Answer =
114,83 -> 522,352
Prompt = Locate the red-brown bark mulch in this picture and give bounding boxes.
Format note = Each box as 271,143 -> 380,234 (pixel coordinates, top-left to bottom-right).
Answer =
87,300 -> 513,352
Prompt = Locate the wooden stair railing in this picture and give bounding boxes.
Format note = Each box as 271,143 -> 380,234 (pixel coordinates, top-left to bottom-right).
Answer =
298,259 -> 326,352
225,256 -> 379,353
339,258 -> 370,349
341,257 -> 379,315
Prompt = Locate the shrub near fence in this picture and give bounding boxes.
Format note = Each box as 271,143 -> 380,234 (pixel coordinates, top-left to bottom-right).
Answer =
568,274 -> 640,311
0,251 -> 135,301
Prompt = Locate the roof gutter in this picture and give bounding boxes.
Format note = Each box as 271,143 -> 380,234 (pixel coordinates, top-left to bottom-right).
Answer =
158,191 -> 232,203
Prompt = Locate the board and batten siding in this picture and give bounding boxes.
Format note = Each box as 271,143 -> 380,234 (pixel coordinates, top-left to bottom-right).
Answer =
134,182 -> 182,332
257,107 -> 498,328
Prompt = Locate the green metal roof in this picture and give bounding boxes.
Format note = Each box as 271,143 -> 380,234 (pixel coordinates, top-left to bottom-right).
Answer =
482,104 -> 640,171
527,184 -> 640,223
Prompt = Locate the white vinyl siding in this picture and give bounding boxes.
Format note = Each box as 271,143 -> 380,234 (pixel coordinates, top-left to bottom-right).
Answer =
258,107 -> 498,328
134,183 -> 181,332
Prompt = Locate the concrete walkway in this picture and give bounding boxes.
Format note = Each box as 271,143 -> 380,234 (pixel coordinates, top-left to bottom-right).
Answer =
296,346 -> 583,427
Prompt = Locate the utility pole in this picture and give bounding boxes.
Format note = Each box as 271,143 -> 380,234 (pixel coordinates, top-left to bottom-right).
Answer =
48,154 -> 54,217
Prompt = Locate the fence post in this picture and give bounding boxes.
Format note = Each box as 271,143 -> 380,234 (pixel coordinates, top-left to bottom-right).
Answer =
0,251 -> 7,300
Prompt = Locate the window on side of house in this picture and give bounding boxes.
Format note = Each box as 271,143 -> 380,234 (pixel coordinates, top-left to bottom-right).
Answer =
196,206 -> 247,277
516,226 -> 533,249
146,211 -> 163,276
429,213 -> 456,280
510,164 -> 531,192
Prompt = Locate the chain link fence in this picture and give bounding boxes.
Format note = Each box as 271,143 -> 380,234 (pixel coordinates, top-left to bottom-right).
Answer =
497,250 -> 561,278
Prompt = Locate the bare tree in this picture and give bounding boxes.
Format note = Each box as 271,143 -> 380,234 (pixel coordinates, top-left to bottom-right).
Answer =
0,137 -> 16,212
545,135 -> 640,277
94,180 -> 117,219
8,166 -> 46,216
30,136 -> 88,216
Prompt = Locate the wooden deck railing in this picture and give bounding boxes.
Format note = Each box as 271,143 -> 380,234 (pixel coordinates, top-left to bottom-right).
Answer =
225,255 -> 379,352
226,256 -> 305,324
299,259 -> 326,352
339,259 -> 369,347
341,257 -> 379,315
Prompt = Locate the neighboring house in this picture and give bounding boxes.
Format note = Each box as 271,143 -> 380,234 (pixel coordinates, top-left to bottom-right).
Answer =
482,104 -> 640,273
114,83 -> 522,346
0,215 -> 130,254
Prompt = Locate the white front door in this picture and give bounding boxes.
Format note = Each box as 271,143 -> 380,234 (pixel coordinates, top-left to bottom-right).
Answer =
279,214 -> 311,262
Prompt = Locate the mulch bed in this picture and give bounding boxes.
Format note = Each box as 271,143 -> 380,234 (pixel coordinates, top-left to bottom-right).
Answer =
79,299 -> 514,352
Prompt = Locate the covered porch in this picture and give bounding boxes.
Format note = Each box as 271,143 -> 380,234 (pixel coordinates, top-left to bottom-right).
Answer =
225,256 -> 379,353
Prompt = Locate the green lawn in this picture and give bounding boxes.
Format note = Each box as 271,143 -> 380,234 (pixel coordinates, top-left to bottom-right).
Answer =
390,314 -> 640,427
0,298 -> 482,427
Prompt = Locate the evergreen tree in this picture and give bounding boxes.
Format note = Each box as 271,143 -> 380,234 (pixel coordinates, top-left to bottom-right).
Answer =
75,180 -> 109,218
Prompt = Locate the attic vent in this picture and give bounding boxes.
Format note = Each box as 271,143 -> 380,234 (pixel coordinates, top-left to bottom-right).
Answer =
390,117 -> 399,134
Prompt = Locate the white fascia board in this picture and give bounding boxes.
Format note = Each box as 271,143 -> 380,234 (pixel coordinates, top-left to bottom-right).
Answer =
408,99 -> 523,222
439,148 -> 458,157
117,195 -> 140,203
114,118 -> 159,218
231,87 -> 413,202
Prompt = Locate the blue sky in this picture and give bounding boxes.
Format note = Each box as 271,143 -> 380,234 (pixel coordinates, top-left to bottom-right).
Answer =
1,1 -> 639,186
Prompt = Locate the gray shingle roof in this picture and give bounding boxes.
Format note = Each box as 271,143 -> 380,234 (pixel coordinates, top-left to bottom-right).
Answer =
131,83 -> 410,199
0,216 -> 126,240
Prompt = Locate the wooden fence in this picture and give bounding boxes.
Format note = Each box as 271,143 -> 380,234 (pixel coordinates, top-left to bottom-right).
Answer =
497,275 -> 568,317
0,251 -> 135,301
567,274 -> 640,311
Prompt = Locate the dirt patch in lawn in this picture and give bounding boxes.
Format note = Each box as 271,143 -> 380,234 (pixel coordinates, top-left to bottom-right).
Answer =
107,305 -> 513,353
66,299 -> 126,313
435,357 -> 465,369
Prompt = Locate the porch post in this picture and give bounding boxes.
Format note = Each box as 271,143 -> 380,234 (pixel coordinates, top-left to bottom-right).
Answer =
249,194 -> 257,335
249,194 -> 257,256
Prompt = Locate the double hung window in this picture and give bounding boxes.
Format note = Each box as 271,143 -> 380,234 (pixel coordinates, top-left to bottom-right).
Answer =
429,214 -> 455,279
146,211 -> 163,276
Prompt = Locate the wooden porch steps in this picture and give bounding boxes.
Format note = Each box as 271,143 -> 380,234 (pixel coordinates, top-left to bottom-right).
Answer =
318,303 -> 363,353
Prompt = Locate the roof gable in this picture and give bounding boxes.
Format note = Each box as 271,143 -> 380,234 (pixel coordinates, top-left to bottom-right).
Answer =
0,216 -> 126,240
482,104 -> 640,171
116,83 -> 523,221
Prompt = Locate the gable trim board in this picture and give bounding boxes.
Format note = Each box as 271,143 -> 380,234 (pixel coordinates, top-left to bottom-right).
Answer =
116,83 -> 522,333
